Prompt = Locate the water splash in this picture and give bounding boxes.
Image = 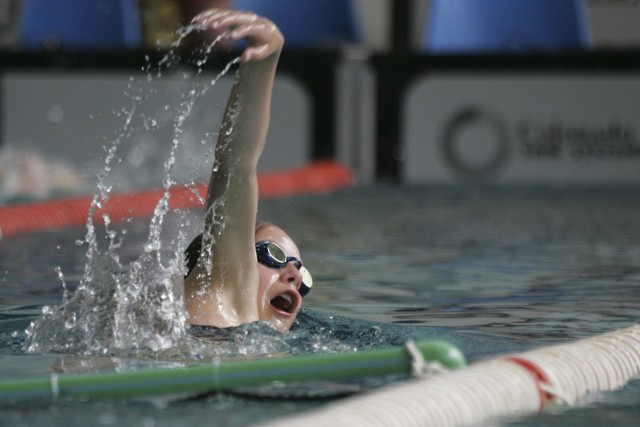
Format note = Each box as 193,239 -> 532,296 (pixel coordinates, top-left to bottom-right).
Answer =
23,25 -> 241,357
54,266 -> 69,306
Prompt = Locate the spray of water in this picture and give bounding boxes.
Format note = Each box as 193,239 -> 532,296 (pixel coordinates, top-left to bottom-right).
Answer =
23,25 -> 245,357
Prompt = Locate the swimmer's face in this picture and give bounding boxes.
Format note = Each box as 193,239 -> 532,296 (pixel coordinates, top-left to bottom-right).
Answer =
255,224 -> 304,332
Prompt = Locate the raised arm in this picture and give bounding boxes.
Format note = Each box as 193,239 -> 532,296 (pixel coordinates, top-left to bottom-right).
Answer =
184,10 -> 284,327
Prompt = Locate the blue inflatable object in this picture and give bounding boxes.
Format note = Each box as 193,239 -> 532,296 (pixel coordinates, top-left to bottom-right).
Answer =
425,0 -> 590,53
232,0 -> 360,47
19,0 -> 141,50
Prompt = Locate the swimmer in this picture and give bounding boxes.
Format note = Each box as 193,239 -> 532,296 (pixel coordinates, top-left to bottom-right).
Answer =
183,9 -> 312,333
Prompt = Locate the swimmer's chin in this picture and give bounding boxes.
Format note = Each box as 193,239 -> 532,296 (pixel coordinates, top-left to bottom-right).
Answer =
264,311 -> 299,333
249,318 -> 293,333
267,319 -> 293,333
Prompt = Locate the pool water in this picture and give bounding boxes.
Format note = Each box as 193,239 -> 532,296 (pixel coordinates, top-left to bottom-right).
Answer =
1,184 -> 640,426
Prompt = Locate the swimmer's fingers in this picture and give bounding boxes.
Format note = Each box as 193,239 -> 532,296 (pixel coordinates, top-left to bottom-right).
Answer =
193,9 -> 283,62
193,9 -> 257,31
228,22 -> 283,62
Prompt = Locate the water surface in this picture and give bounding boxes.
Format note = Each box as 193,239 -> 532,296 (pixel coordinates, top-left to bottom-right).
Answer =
1,184 -> 639,426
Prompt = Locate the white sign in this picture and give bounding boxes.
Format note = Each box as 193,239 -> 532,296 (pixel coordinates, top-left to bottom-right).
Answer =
403,74 -> 640,185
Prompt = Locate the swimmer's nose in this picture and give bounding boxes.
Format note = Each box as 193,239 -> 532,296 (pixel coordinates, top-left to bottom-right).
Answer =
280,263 -> 303,289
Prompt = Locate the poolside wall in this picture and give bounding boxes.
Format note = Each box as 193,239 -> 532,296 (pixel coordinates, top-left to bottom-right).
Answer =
1,1 -> 640,189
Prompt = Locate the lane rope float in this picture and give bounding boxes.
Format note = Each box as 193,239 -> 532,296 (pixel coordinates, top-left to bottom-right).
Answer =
258,325 -> 640,427
0,160 -> 354,238
0,340 -> 465,401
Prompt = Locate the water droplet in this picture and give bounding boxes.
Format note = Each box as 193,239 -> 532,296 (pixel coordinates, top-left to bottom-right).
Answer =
47,105 -> 64,123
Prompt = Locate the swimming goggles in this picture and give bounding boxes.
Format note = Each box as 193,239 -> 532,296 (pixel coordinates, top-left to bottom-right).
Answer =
255,241 -> 313,297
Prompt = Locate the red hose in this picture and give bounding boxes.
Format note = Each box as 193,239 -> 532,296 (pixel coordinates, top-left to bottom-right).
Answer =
0,161 -> 354,238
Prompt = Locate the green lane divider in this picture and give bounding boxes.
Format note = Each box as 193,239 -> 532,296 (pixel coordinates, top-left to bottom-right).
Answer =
0,341 -> 465,401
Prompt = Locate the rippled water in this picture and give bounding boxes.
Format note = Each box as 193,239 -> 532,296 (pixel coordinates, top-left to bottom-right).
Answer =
1,184 -> 639,426
286,186 -> 640,335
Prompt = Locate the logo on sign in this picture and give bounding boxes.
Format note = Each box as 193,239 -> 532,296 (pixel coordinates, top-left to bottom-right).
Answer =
441,107 -> 640,180
441,107 -> 510,180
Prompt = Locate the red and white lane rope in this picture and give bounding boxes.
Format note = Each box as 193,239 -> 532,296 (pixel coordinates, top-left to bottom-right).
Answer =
0,161 -> 354,238
260,325 -> 640,427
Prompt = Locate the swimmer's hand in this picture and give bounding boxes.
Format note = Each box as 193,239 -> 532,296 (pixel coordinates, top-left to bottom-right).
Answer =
193,9 -> 284,62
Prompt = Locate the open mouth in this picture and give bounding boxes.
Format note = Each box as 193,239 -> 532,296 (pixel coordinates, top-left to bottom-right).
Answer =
269,291 -> 299,316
